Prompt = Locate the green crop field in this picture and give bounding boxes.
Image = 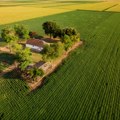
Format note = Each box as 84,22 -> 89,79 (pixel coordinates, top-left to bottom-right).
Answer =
0,9 -> 120,120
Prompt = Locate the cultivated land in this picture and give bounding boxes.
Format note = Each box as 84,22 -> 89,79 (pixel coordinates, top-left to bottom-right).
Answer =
0,1 -> 120,25
0,1 -> 120,120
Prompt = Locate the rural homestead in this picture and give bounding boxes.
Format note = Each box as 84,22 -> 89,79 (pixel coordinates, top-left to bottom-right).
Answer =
26,39 -> 47,52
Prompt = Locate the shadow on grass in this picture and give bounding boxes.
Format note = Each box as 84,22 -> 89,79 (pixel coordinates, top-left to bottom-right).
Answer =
0,38 -> 7,47
2,68 -> 21,80
0,52 -> 16,65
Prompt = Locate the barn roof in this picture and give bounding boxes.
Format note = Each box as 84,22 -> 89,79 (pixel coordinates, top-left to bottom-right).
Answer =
26,39 -> 44,47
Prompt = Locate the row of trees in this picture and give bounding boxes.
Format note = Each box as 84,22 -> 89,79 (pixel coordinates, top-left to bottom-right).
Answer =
1,24 -> 30,52
42,21 -> 80,60
42,21 -> 80,40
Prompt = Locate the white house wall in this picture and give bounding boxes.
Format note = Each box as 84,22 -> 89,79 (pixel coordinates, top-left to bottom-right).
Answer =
26,44 -> 43,52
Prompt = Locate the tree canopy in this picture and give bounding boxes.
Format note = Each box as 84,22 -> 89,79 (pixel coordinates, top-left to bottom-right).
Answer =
13,43 -> 32,71
61,35 -> 73,51
42,21 -> 60,39
14,24 -> 30,39
1,26 -> 18,43
42,42 -> 64,61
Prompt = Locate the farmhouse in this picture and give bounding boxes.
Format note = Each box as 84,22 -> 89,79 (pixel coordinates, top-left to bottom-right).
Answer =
26,39 -> 45,52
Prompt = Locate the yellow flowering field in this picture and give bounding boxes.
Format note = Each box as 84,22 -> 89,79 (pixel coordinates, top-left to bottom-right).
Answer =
0,1 -> 120,25
0,6 -> 70,25
106,4 -> 120,12
60,2 -> 120,11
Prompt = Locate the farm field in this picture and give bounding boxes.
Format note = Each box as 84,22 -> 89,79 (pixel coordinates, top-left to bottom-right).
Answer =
0,1 -> 120,25
107,4 -> 120,12
0,8 -> 120,120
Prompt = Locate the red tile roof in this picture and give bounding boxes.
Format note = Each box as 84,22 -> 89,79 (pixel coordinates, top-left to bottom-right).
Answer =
26,39 -> 44,47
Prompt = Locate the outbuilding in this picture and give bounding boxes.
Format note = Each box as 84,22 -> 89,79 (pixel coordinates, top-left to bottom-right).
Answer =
26,39 -> 44,52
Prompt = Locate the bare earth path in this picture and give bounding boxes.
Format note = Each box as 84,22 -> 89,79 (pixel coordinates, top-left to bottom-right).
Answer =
28,41 -> 83,92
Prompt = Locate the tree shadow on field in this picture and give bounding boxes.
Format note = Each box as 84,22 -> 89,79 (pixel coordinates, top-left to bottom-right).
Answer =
0,52 -> 16,65
2,66 -> 23,81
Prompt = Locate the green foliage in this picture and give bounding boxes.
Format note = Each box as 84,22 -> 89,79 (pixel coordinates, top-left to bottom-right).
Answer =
1,26 -> 18,43
14,24 -> 30,39
29,67 -> 44,81
42,21 -> 60,38
63,27 -> 77,36
16,47 -> 32,62
13,43 -> 32,71
42,42 -> 64,61
19,60 -> 30,71
61,35 -> 73,51
70,33 -> 80,42
53,28 -> 63,38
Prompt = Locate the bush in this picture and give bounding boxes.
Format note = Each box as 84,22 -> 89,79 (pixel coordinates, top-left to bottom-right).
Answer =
42,21 -> 60,38
14,24 -> 30,39
28,67 -> 44,81
42,42 -> 64,61
61,35 -> 73,51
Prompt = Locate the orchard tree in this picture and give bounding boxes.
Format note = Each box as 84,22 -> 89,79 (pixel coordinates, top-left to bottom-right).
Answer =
42,21 -> 60,39
61,35 -> 73,51
13,44 -> 32,71
51,42 -> 64,57
42,42 -> 64,61
62,27 -> 80,43
14,24 -> 30,40
1,26 -> 18,52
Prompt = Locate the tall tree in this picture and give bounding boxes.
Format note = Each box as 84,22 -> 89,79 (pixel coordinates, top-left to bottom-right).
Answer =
42,21 -> 60,39
13,44 -> 32,71
62,28 -> 78,36
1,26 -> 18,52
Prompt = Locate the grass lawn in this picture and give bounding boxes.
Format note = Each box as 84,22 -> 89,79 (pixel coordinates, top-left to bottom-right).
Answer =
0,52 -> 16,72
0,40 -> 7,47
32,52 -> 42,63
0,10 -> 120,120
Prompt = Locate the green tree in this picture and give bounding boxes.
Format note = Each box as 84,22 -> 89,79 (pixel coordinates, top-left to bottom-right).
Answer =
53,28 -> 63,38
42,21 -> 60,39
1,26 -> 18,52
70,33 -> 80,42
14,24 -> 30,40
63,28 -> 77,36
13,44 -> 32,71
61,35 -> 73,51
42,42 -> 64,61
17,48 -> 32,62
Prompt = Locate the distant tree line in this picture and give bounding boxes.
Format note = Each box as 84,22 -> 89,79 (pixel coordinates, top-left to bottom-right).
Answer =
42,21 -> 80,60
